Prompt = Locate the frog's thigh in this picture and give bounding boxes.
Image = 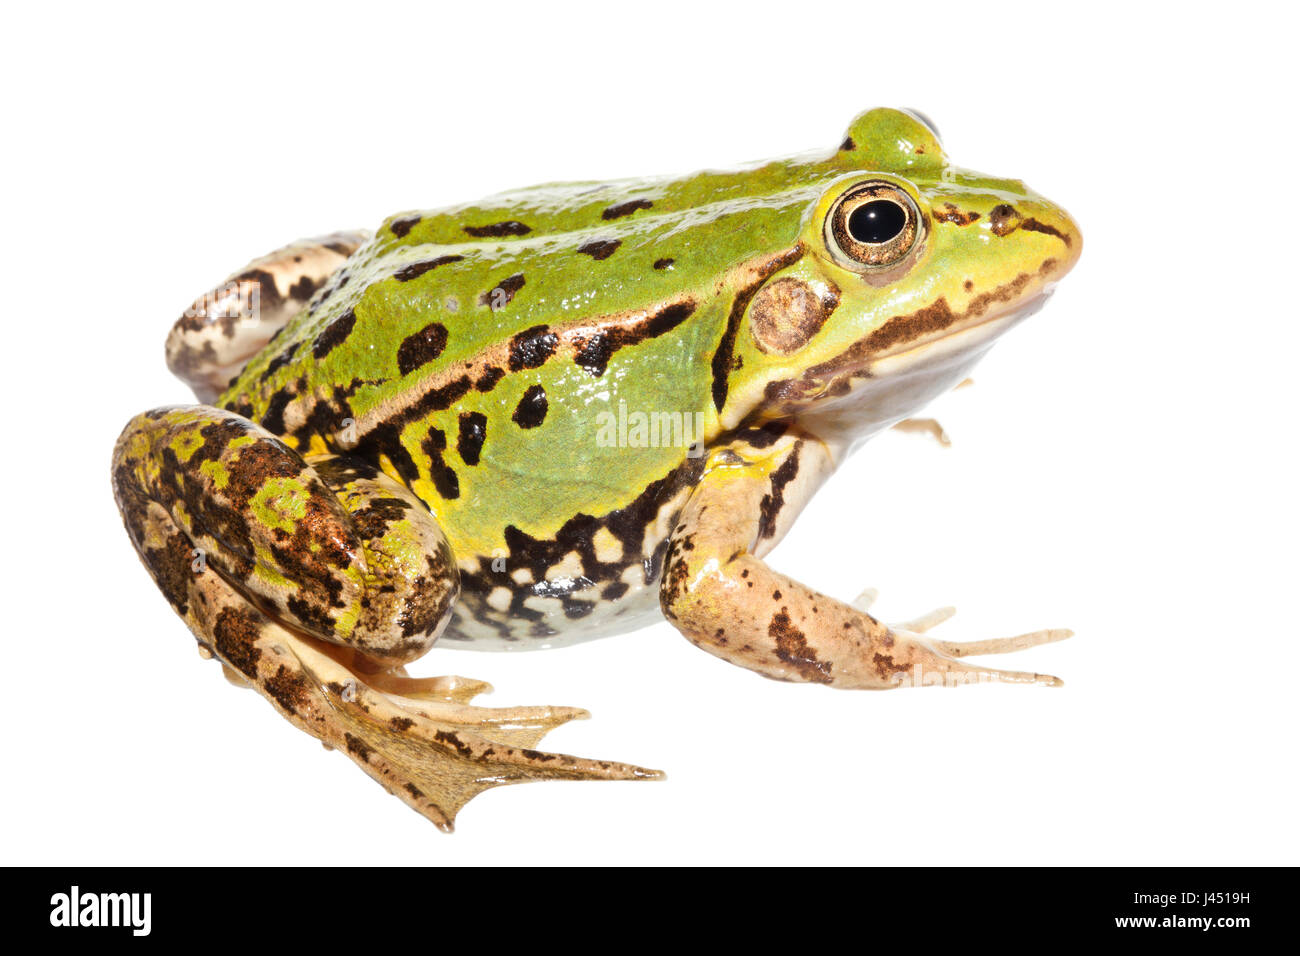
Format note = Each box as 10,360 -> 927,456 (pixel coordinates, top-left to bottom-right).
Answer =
113,405 -> 658,829
659,432 -> 1064,689
112,404 -> 452,666
165,231 -> 369,401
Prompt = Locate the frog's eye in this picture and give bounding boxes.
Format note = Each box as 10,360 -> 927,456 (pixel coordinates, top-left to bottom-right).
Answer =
826,181 -> 922,269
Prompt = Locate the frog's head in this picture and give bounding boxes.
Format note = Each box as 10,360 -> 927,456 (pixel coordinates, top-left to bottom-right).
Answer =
731,107 -> 1081,439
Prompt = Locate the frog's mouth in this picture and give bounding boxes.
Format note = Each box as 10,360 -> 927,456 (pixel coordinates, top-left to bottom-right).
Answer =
866,286 -> 1053,377
767,284 -> 1057,441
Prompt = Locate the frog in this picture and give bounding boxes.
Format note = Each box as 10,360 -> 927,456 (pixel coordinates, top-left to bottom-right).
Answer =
112,107 -> 1082,831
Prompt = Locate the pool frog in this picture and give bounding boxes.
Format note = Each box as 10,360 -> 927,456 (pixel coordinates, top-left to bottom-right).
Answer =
112,107 -> 1082,830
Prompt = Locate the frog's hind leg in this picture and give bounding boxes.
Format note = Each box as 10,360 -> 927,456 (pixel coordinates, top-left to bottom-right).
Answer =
112,405 -> 659,830
188,570 -> 657,830
165,231 -> 369,401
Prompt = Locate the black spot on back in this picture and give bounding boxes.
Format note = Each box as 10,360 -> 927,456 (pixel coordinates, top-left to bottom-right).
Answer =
512,385 -> 548,428
397,322 -> 449,375
574,301 -> 696,377
394,255 -> 464,282
260,347 -> 296,382
601,199 -> 653,220
463,221 -> 532,238
508,325 -> 558,371
479,272 -> 526,309
577,239 -> 621,260
457,412 -> 487,465
389,215 -> 422,238
313,308 -> 357,359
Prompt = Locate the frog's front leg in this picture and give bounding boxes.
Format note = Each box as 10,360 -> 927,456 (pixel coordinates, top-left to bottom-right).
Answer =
660,427 -> 1069,688
112,405 -> 658,830
165,231 -> 369,401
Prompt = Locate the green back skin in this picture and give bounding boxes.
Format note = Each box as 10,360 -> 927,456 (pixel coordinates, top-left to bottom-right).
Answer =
218,108 -> 1079,646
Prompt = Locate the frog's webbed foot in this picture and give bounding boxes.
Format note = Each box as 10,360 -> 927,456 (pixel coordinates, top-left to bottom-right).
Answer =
113,405 -> 659,830
188,571 -> 660,831
165,231 -> 369,401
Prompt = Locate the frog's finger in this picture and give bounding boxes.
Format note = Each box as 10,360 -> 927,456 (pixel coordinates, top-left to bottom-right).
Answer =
893,605 -> 957,633
891,417 -> 952,446
850,587 -> 879,612
928,628 -> 1073,658
913,661 -> 1065,687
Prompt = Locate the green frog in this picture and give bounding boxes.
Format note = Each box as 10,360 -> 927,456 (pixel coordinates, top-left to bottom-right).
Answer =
112,108 -> 1082,830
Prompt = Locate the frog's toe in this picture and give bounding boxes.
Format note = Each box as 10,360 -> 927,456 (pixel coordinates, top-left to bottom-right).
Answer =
322,670 -> 665,831
359,671 -> 495,704
194,586 -> 662,831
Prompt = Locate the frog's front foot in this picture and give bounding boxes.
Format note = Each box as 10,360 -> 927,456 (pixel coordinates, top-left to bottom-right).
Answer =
112,406 -> 659,830
854,592 -> 1072,681
883,607 -> 1072,687
661,429 -> 1072,690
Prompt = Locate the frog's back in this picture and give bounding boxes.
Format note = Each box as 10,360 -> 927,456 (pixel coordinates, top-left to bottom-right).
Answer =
221,162 -> 846,471
214,147 -> 877,645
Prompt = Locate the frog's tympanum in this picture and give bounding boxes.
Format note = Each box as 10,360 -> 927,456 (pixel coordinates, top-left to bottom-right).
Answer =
112,109 -> 1082,829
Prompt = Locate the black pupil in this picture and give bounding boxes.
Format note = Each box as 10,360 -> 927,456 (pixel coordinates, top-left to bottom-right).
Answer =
847,200 -> 906,244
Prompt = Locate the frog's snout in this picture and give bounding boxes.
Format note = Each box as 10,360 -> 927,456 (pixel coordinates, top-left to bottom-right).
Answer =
1021,197 -> 1083,279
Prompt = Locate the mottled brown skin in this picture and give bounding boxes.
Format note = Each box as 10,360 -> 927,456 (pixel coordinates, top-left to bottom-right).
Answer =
112,403 -> 659,831
167,232 -> 369,402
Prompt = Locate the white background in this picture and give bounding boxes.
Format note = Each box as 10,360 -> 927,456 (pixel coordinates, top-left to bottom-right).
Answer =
3,1 -> 1296,866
